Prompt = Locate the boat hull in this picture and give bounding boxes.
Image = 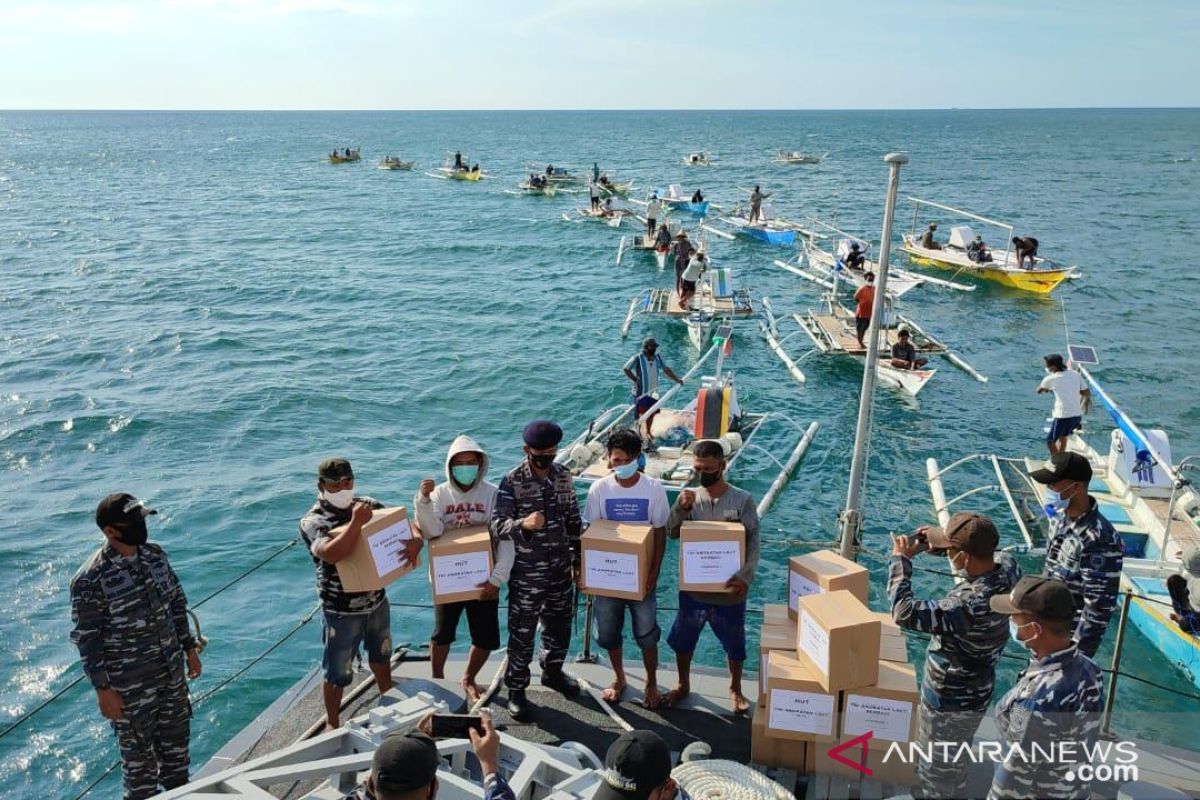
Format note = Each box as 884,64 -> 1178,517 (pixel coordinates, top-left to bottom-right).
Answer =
665,199 -> 710,216
448,170 -> 483,181
1124,574 -> 1200,693
901,238 -> 1072,294
740,226 -> 796,246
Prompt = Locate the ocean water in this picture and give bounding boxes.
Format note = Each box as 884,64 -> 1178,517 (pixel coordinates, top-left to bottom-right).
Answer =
1,109 -> 1198,798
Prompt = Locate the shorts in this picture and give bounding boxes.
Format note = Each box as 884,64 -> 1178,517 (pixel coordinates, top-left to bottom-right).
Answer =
681,280 -> 697,293
1047,416 -> 1082,443
635,394 -> 658,418
593,594 -> 661,651
322,602 -> 392,688
431,598 -> 501,650
855,316 -> 870,340
666,591 -> 747,662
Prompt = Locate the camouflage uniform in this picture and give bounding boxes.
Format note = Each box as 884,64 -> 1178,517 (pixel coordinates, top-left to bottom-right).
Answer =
491,460 -> 582,691
299,495 -> 386,614
1043,497 -> 1123,657
70,543 -> 196,800
989,647 -> 1103,800
889,552 -> 1021,799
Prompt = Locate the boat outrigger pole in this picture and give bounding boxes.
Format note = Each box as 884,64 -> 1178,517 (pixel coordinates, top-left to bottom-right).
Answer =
838,152 -> 908,560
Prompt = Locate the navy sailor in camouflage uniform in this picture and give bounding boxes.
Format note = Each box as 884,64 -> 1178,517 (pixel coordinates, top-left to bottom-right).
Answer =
69,493 -> 202,800
889,512 -> 1021,799
299,457 -> 420,728
1029,452 -> 1124,658
490,420 -> 583,720
989,576 -> 1104,800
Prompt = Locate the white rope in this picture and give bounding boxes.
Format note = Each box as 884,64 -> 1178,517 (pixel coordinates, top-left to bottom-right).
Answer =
573,673 -> 635,732
470,655 -> 508,714
672,758 -> 793,800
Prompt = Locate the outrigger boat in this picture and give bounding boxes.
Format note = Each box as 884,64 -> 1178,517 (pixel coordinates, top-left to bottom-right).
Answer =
621,258 -> 752,351
563,203 -> 630,227
683,151 -> 712,166
428,152 -> 487,182
328,147 -> 360,163
791,275 -> 987,396
773,149 -> 827,165
377,156 -> 415,170
508,176 -> 560,196
900,197 -> 1078,294
596,175 -> 635,197
927,345 -> 1200,691
615,220 -> 683,270
529,163 -> 581,185
706,202 -> 802,247
660,184 -> 710,216
559,333 -> 819,498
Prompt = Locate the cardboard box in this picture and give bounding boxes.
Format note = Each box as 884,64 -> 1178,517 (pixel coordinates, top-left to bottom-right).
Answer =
336,507 -> 419,592
805,740 -> 917,786
763,602 -> 790,627
869,610 -> 902,638
751,711 -> 807,771
581,520 -> 655,601
879,631 -> 909,663
758,623 -> 799,705
427,525 -> 494,605
840,661 -> 918,750
788,551 -> 870,618
764,651 -> 838,742
795,590 -> 880,692
678,520 -> 745,593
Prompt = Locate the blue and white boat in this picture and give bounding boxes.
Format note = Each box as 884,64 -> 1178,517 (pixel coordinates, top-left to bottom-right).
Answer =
661,184 -> 710,216
716,212 -> 797,246
926,354 -> 1200,691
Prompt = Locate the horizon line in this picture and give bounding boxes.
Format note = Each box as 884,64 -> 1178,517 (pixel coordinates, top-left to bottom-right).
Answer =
2,105 -> 1198,113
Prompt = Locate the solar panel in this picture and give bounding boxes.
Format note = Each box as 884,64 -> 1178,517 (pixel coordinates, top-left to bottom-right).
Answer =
1069,345 -> 1099,365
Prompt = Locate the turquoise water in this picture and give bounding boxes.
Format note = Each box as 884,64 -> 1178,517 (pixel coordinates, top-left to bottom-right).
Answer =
1,110 -> 1198,798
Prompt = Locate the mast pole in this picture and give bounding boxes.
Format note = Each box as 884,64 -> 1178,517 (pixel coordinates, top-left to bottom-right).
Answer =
838,152 -> 909,560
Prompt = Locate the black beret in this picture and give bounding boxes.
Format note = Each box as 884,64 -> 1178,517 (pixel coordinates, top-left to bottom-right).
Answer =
523,420 -> 563,449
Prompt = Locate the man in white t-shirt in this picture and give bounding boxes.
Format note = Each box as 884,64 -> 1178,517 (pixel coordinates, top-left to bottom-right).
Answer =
583,428 -> 669,707
1037,354 -> 1091,455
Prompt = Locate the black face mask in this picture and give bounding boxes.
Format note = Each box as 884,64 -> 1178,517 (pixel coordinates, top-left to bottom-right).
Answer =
116,517 -> 148,546
698,470 -> 722,488
529,453 -> 555,470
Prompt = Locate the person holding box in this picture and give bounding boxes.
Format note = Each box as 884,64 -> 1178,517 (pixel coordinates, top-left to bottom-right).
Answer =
663,439 -> 759,713
413,434 -> 514,703
583,428 -> 669,706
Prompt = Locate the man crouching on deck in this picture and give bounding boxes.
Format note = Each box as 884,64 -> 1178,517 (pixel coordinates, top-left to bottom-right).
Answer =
413,434 -> 514,702
299,458 -> 420,728
663,439 -> 759,713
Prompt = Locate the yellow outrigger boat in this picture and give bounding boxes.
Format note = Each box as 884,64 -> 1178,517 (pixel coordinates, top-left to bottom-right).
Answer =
900,197 -> 1077,294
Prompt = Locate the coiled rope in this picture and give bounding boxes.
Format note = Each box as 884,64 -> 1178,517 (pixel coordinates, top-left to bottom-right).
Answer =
672,752 -> 793,800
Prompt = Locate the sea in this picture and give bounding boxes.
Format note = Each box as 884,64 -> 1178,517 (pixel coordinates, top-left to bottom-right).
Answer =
1,109 -> 1198,799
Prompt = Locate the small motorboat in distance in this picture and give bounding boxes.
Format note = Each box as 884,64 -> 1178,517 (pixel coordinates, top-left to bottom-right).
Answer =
377,156 -> 414,170
328,147 -> 361,163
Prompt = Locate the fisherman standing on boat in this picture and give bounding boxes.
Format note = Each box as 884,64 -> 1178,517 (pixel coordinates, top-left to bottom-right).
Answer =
584,429 -> 670,707
625,337 -> 685,440
988,576 -> 1104,800
454,150 -> 463,170
593,161 -> 601,183
664,440 -> 759,714
414,435 -> 513,703
654,222 -> 672,253
691,189 -> 704,204
70,493 -> 202,800
300,458 -> 416,729
672,231 -> 692,293
679,248 -> 706,310
853,272 -> 876,349
646,192 -> 661,238
590,180 -> 601,212
920,222 -> 941,250
889,512 -> 1021,800
748,185 -> 770,225
1029,452 -> 1123,658
1013,236 -> 1040,269
491,420 -> 583,720
1038,354 -> 1091,455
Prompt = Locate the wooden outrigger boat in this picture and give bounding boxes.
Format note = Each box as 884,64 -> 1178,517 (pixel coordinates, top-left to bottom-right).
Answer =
660,184 -> 710,216
790,277 -> 987,396
507,177 -> 560,196
900,197 -> 1078,294
621,260 -> 752,351
773,149 -> 828,165
616,220 -> 684,270
328,147 -> 360,163
427,152 -> 487,181
377,156 -> 414,170
563,202 -> 630,227
683,151 -> 712,166
558,335 -> 820,498
596,175 -> 635,197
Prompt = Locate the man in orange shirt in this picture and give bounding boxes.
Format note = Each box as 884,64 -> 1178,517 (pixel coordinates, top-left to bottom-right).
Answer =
853,271 -> 876,348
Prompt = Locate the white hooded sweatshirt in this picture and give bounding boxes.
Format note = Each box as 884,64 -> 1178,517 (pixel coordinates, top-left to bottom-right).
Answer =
413,434 -> 513,587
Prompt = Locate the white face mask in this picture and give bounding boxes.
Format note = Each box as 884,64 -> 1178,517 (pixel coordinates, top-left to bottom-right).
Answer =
949,550 -> 969,577
321,488 -> 354,509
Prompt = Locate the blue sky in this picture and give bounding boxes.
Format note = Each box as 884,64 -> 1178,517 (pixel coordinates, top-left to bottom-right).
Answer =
2,0 -> 1197,109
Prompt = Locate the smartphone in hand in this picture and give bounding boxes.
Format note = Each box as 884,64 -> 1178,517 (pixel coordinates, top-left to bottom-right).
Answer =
429,714 -> 484,739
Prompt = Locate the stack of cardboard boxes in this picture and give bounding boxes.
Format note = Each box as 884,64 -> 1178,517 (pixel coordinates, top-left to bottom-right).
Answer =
753,550 -> 917,788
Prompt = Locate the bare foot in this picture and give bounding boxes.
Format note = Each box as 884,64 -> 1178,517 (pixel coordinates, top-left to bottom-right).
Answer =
602,679 -> 627,703
729,689 -> 750,715
461,677 -> 482,703
661,684 -> 690,708
641,683 -> 662,709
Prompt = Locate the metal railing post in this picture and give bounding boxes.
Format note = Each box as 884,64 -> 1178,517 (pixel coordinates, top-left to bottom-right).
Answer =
1101,589 -> 1133,737
578,595 -> 597,663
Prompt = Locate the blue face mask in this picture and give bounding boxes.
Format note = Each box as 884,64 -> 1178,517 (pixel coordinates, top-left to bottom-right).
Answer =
451,464 -> 479,487
1009,619 -> 1038,649
1044,484 -> 1074,517
612,461 -> 639,480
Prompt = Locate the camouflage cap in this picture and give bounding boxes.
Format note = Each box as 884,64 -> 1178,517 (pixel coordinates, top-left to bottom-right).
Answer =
318,457 -> 354,482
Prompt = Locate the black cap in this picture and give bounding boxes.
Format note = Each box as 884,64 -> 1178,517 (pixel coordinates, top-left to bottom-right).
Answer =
372,731 -> 440,795
594,731 -> 673,800
318,457 -> 354,483
990,576 -> 1077,622
523,420 -> 563,449
95,493 -> 157,530
642,337 -> 658,349
1044,353 -> 1066,369
925,512 -> 999,557
1030,452 -> 1092,484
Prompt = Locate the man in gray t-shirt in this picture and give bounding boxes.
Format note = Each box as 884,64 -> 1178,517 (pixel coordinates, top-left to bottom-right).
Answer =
663,440 -> 759,713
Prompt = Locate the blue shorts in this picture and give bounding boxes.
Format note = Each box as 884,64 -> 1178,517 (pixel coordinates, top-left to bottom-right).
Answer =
1047,416 -> 1082,443
667,592 -> 747,662
593,594 -> 661,651
322,602 -> 392,688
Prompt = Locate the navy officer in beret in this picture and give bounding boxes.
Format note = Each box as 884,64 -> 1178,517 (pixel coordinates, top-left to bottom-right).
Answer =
490,420 -> 583,720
